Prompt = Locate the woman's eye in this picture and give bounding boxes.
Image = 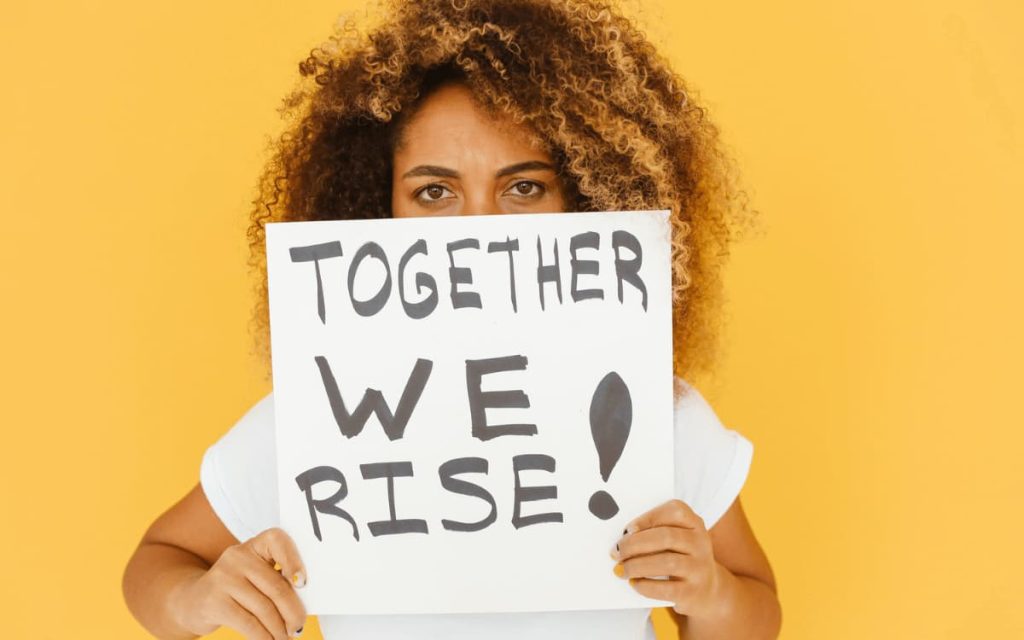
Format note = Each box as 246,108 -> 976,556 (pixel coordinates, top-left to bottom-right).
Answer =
415,184 -> 454,203
508,180 -> 544,197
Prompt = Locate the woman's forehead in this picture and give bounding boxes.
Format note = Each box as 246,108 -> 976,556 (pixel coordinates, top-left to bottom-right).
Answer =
394,83 -> 550,163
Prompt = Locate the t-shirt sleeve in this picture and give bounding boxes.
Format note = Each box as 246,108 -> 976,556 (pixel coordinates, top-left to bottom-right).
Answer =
199,392 -> 280,542
672,379 -> 754,529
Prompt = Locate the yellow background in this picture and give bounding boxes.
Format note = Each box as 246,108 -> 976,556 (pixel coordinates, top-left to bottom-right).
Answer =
1,0 -> 1021,637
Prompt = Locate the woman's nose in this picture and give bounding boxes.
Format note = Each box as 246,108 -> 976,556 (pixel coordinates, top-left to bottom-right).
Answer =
460,191 -> 500,216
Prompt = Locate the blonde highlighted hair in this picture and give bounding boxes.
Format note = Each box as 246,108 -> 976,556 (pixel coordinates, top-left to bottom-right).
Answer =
248,0 -> 754,381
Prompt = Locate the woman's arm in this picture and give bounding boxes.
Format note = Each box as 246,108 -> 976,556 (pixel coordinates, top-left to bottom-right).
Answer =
672,496 -> 781,639
614,496 -> 781,639
122,483 -> 237,638
122,483 -> 308,640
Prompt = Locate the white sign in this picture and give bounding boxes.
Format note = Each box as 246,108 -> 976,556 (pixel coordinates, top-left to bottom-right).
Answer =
267,210 -> 675,615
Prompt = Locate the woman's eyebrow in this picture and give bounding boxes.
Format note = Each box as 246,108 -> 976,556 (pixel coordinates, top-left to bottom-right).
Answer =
401,160 -> 555,180
402,165 -> 460,179
495,160 -> 555,177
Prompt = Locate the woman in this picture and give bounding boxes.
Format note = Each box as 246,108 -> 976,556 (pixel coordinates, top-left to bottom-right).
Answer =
122,0 -> 781,638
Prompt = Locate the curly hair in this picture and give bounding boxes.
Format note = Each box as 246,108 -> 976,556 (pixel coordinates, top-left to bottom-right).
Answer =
247,0 -> 753,383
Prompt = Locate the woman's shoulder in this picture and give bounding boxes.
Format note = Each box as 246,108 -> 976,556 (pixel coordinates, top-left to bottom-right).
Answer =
669,375 -> 754,529
240,390 -> 275,424
672,376 -> 721,424
199,391 -> 278,541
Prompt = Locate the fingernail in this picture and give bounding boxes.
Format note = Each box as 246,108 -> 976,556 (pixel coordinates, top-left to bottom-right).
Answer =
613,563 -> 625,578
273,562 -> 282,572
292,571 -> 306,588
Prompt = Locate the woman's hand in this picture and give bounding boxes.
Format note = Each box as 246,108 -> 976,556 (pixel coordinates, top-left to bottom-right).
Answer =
169,526 -> 308,640
611,499 -> 726,619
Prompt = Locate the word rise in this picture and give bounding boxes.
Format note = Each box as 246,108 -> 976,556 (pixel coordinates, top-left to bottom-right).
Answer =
296,454 -> 563,542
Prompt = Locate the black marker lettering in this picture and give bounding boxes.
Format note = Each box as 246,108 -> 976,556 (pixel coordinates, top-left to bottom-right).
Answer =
314,356 -> 433,441
347,241 -> 392,316
438,457 -> 497,532
536,236 -> 562,310
360,461 -> 428,536
612,230 -> 647,310
289,241 -> 344,324
294,465 -> 360,541
465,355 -> 537,441
569,231 -> 603,302
398,238 -> 439,319
512,454 -> 563,528
447,238 -> 482,309
487,237 -> 520,312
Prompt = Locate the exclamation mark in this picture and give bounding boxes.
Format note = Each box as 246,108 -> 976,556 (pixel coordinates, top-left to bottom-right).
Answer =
587,371 -> 632,520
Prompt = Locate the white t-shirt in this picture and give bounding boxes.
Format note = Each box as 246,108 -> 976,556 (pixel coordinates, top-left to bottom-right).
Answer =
199,378 -> 754,640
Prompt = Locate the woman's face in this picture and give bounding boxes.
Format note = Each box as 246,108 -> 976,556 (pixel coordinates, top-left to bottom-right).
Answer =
391,83 -> 568,218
